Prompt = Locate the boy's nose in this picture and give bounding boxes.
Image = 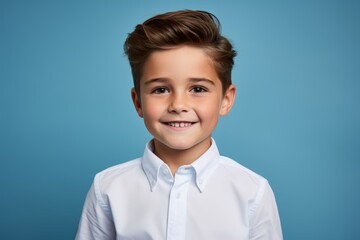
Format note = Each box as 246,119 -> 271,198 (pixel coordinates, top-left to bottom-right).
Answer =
168,94 -> 189,113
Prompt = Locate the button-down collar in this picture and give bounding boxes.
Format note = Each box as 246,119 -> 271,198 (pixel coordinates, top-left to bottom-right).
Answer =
141,138 -> 221,192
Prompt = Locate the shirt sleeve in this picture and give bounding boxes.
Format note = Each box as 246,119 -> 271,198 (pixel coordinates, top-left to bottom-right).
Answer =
75,176 -> 116,240
249,180 -> 283,240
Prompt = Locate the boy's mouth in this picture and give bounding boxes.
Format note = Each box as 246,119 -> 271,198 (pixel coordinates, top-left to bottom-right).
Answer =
163,121 -> 195,128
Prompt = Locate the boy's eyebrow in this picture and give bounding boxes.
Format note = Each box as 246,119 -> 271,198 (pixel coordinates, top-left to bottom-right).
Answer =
143,78 -> 168,85
144,77 -> 215,85
189,78 -> 215,85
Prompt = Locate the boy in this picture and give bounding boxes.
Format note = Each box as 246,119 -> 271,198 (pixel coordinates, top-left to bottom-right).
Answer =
76,10 -> 282,240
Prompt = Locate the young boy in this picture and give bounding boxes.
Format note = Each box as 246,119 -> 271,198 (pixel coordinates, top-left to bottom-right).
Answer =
76,10 -> 282,240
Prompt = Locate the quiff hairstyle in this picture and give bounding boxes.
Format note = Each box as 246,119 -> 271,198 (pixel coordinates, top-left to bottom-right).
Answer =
124,10 -> 237,95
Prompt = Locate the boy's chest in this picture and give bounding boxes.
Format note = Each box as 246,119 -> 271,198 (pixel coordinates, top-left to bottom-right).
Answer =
108,176 -> 250,240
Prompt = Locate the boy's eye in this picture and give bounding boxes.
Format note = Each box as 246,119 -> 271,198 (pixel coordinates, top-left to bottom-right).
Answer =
190,86 -> 207,93
152,87 -> 169,94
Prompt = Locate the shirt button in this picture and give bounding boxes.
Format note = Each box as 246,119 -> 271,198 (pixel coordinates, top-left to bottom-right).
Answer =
176,192 -> 181,199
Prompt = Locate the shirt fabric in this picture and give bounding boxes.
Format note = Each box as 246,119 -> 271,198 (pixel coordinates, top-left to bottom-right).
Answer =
76,139 -> 283,240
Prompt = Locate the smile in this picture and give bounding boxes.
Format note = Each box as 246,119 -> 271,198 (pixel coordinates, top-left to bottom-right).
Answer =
166,122 -> 193,128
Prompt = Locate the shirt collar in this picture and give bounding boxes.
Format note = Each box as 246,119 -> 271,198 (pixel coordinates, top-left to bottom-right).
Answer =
141,140 -> 164,192
141,138 -> 220,193
190,138 -> 220,192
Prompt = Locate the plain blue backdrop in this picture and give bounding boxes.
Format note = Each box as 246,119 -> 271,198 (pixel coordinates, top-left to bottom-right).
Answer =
1,0 -> 359,239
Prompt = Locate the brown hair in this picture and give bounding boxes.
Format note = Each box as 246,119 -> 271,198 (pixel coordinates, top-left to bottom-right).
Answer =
124,10 -> 236,95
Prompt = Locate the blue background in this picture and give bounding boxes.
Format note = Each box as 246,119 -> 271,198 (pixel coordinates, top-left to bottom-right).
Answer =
1,0 -> 359,239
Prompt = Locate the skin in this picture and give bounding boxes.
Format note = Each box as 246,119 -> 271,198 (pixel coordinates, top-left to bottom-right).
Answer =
132,45 -> 236,175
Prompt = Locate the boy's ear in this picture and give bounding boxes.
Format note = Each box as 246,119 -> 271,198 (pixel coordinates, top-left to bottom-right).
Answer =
131,88 -> 143,118
219,84 -> 236,116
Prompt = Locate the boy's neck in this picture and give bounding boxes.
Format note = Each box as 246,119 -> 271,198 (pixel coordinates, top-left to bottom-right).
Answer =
152,137 -> 212,176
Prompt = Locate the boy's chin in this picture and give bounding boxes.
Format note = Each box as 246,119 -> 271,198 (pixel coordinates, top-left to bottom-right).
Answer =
155,139 -> 193,151
153,137 -> 211,152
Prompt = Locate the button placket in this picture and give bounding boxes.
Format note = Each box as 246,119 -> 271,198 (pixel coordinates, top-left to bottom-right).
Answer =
166,171 -> 191,240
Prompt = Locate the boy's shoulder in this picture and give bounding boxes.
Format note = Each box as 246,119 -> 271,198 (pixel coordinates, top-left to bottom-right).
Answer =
94,158 -> 143,188
98,158 -> 141,175
218,155 -> 268,189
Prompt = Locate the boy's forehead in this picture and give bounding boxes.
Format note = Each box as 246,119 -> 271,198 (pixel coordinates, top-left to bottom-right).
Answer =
141,46 -> 219,83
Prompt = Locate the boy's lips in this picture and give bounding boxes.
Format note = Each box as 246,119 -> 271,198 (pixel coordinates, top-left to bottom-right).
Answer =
161,121 -> 197,128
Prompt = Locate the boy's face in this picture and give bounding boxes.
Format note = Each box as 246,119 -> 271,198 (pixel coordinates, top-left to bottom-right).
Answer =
132,45 -> 235,155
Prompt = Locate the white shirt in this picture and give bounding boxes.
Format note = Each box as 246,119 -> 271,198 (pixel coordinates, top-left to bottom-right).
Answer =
76,139 -> 282,240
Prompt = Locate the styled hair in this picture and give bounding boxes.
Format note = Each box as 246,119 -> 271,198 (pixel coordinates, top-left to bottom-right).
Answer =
124,10 -> 237,95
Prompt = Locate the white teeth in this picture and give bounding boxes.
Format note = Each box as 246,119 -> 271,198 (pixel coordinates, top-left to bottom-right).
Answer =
168,122 -> 192,128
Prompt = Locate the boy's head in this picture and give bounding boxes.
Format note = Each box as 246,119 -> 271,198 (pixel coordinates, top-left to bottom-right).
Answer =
124,10 -> 237,160
124,9 -> 236,96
